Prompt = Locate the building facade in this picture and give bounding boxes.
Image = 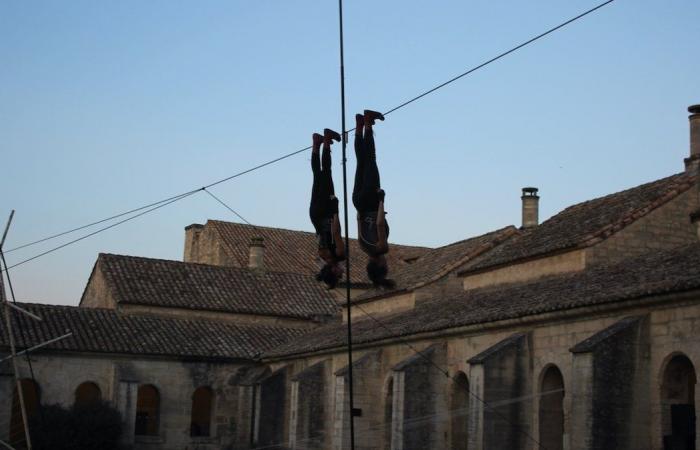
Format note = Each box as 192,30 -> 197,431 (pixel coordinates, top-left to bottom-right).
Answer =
1,105 -> 700,450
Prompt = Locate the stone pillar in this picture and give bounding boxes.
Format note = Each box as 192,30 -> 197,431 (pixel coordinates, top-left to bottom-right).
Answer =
467,364 -> 485,450
183,223 -> 204,262
115,380 -> 139,447
569,316 -> 650,450
332,375 -> 349,450
391,371 -> 406,450
466,333 -> 532,450
289,380 -> 300,449
570,352 -> 594,450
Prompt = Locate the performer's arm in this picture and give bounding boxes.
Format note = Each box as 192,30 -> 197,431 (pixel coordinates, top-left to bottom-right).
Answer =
332,213 -> 345,260
376,198 -> 389,254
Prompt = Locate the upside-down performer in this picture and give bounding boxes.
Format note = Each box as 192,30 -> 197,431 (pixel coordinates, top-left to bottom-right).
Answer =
309,128 -> 345,289
353,110 -> 395,288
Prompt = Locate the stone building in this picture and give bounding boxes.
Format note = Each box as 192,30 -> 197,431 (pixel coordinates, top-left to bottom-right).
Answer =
1,105 -> 700,450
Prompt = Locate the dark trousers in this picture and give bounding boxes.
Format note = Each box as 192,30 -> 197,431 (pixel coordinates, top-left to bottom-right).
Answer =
352,130 -> 381,212
309,145 -> 336,232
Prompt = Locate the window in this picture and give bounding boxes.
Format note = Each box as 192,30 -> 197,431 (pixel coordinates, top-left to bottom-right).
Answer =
450,372 -> 469,450
539,365 -> 565,450
74,382 -> 101,407
661,354 -> 696,448
384,377 -> 394,450
190,387 -> 214,437
135,385 -> 160,436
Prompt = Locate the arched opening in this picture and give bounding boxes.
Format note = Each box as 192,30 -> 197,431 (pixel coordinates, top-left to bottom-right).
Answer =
539,365 -> 565,450
190,386 -> 214,437
9,379 -> 41,446
134,384 -> 160,436
450,372 -> 469,450
661,354 -> 696,449
384,377 -> 394,450
74,382 -> 101,408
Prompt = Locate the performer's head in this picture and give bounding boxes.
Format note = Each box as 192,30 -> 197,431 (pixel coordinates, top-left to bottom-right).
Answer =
317,263 -> 342,289
367,255 -> 395,289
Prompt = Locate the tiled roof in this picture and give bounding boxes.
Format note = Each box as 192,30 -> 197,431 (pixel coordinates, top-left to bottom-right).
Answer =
0,303 -> 306,360
354,226 -> 518,301
265,243 -> 700,358
93,253 -> 339,320
461,172 -> 697,274
208,220 -> 431,285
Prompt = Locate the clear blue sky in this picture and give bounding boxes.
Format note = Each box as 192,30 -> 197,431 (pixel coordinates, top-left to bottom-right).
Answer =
1,0 -> 698,305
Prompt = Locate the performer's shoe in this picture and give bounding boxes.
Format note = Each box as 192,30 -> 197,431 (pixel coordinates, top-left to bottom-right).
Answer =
324,128 -> 341,143
312,133 -> 324,148
364,109 -> 385,125
355,114 -> 365,126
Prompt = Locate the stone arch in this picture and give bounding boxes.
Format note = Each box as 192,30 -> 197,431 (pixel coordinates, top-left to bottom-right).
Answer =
383,375 -> 394,450
660,353 -> 696,448
450,371 -> 469,450
538,364 -> 565,450
9,379 -> 41,446
74,381 -> 101,407
135,384 -> 160,436
190,386 -> 214,437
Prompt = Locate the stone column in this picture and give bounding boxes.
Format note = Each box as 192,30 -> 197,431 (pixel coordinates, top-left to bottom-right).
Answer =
570,352 -> 594,450
332,375 -> 349,450
116,380 -> 139,447
391,371 -> 405,450
467,364 -> 485,450
288,380 -> 300,449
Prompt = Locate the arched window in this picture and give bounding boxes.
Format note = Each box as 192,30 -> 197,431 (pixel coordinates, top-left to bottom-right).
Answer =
9,379 -> 41,446
450,372 -> 469,450
384,377 -> 394,450
135,384 -> 160,436
190,386 -> 214,437
661,354 -> 696,448
539,365 -> 565,450
74,382 -> 101,408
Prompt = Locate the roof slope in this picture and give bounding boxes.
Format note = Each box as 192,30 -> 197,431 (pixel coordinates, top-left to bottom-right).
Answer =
209,220 -> 431,285
354,226 -> 518,301
462,172 -> 697,274
95,253 -> 338,319
0,303 -> 306,360
265,243 -> 700,358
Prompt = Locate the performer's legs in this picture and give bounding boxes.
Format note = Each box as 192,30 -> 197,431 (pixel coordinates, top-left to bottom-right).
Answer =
352,114 -> 366,210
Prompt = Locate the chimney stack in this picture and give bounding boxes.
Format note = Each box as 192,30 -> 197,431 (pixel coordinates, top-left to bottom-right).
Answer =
685,104 -> 700,173
521,187 -> 539,229
248,236 -> 265,270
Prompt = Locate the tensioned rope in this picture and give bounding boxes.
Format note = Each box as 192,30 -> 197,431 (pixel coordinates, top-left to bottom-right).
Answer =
2,0 -> 615,273
205,192 -> 547,449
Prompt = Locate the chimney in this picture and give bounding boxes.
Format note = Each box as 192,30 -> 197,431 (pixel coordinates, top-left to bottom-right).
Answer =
248,236 -> 265,270
521,187 -> 540,229
183,223 -> 204,263
685,104 -> 700,173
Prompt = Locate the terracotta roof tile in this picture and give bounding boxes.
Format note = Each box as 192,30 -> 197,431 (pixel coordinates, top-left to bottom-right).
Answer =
208,220 -> 431,285
354,226 -> 518,301
265,243 -> 700,358
461,172 -> 697,274
94,253 -> 339,320
0,303 -> 306,360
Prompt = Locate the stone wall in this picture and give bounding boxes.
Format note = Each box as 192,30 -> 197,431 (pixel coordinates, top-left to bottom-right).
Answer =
587,188 -> 699,266
462,249 -> 586,290
0,353 -> 243,450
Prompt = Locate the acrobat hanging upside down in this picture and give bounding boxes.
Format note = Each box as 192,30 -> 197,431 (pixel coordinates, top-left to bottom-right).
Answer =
308,128 -> 345,289
353,110 -> 394,289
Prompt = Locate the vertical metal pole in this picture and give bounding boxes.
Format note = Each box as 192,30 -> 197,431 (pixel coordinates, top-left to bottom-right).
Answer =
0,211 -> 32,450
337,1 -> 356,449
